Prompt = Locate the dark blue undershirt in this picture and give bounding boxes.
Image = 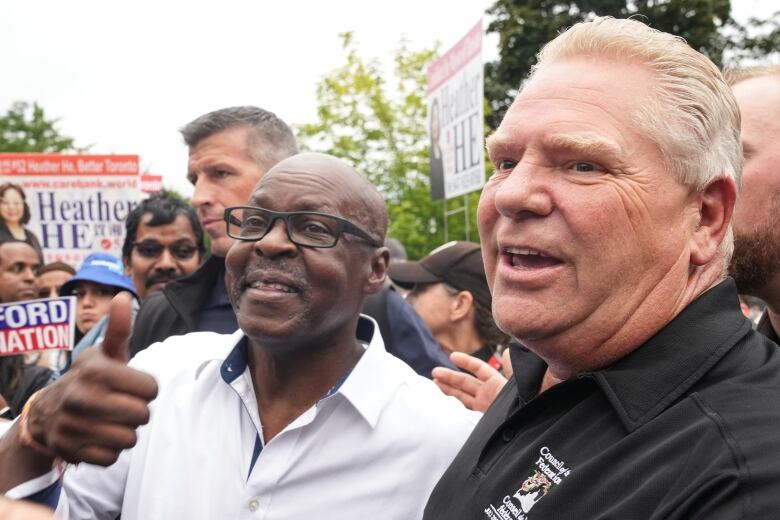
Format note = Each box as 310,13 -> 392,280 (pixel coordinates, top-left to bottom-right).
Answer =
196,271 -> 238,334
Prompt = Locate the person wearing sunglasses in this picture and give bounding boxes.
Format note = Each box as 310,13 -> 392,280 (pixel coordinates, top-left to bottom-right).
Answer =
53,193 -> 204,378
0,153 -> 478,519
121,191 -> 205,302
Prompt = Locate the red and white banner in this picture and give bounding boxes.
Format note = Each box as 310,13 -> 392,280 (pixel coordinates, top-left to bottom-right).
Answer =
0,297 -> 77,356
0,154 -> 141,266
140,174 -> 163,195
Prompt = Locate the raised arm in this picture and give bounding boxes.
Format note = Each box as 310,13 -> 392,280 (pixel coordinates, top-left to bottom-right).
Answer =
0,293 -> 158,494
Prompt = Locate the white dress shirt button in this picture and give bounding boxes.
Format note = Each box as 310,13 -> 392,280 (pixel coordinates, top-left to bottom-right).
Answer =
248,499 -> 259,512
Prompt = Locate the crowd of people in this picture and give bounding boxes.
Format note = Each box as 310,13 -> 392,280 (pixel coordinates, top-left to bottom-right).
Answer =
0,15 -> 778,519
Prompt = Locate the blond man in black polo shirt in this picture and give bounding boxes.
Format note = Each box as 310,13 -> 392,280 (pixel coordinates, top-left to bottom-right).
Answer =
425,17 -> 780,519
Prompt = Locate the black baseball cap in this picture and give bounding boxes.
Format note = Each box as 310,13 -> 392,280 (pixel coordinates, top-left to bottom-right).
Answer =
388,241 -> 491,309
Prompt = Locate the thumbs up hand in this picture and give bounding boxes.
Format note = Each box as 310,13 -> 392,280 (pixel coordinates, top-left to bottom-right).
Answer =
23,292 -> 158,466
100,291 -> 134,363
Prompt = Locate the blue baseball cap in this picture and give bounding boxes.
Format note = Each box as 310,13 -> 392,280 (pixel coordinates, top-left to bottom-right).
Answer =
59,252 -> 137,298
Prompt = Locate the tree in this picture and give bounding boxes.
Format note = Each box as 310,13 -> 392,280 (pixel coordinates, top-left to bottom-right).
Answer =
729,11 -> 780,63
0,101 -> 82,153
297,33 -> 480,259
484,0 -> 780,129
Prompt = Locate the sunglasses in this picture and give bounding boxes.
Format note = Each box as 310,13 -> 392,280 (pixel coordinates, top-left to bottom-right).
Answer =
133,240 -> 199,260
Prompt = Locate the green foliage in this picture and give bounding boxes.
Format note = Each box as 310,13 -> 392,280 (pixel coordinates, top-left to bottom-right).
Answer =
298,33 -> 481,259
0,101 -> 83,153
728,10 -> 780,62
158,186 -> 189,204
484,0 -> 780,129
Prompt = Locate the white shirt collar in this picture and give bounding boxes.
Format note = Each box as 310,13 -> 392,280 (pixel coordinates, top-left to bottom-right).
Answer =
201,315 -> 399,429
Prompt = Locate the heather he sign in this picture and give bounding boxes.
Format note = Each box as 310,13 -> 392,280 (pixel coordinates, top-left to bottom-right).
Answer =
0,153 -> 141,265
426,20 -> 485,201
0,297 -> 76,356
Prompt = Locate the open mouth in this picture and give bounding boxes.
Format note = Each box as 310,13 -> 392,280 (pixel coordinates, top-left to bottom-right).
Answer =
248,280 -> 298,293
503,247 -> 563,269
243,271 -> 301,295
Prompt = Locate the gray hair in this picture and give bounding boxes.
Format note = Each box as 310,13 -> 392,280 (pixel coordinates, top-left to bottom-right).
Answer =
180,106 -> 299,171
531,17 -> 742,265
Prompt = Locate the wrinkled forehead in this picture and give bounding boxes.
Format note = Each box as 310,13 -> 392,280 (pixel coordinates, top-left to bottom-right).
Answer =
250,169 -> 359,217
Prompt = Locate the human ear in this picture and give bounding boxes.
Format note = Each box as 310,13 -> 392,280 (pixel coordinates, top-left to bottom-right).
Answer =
364,247 -> 389,295
450,290 -> 474,322
689,176 -> 737,266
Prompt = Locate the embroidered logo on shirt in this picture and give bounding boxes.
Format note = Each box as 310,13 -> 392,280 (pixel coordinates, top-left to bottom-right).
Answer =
483,446 -> 571,519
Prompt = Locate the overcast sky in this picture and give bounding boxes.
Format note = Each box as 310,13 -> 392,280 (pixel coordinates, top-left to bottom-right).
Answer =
1,0 -> 776,196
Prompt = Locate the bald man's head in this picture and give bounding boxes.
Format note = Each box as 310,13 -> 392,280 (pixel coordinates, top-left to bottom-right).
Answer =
256,152 -> 388,245
224,152 -> 390,347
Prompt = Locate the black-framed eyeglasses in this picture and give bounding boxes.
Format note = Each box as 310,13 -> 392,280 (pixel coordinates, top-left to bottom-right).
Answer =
133,240 -> 199,260
224,206 -> 382,249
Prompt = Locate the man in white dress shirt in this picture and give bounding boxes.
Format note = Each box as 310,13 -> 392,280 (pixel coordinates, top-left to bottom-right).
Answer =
0,153 -> 478,519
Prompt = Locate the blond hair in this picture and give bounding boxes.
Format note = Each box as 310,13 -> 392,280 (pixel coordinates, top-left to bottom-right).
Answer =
529,17 -> 742,263
724,65 -> 780,86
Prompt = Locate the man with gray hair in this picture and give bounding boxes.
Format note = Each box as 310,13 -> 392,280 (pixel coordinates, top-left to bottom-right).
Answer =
425,17 -> 780,518
129,106 -> 298,354
727,66 -> 780,343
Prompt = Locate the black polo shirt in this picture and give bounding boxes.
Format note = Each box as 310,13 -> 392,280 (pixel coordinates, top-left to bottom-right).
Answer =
424,279 -> 780,519
756,309 -> 779,344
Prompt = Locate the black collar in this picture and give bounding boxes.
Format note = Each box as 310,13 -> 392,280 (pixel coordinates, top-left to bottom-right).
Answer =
756,310 -> 780,344
511,278 -> 752,432
161,254 -> 226,329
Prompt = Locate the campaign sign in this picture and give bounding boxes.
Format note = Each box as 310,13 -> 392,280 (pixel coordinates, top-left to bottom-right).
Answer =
426,19 -> 485,201
139,174 -> 164,196
0,153 -> 141,266
0,297 -> 76,357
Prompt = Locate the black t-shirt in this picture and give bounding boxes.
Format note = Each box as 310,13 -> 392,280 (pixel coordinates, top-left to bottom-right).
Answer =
424,279 -> 780,519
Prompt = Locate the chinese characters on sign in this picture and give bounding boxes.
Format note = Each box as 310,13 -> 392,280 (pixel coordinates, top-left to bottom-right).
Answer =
0,154 -> 141,265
